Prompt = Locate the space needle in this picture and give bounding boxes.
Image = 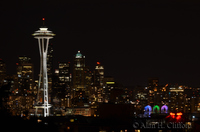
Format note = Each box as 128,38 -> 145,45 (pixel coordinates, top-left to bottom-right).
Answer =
33,18 -> 55,117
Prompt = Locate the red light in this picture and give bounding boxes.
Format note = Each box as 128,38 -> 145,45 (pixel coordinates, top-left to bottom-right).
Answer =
42,18 -> 45,21
176,116 -> 181,120
97,62 -> 100,65
170,113 -> 175,118
16,63 -> 19,65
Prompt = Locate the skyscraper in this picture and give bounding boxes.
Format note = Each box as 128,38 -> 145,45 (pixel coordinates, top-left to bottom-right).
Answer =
58,62 -> 71,89
94,62 -> 104,87
47,43 -> 53,95
148,78 -> 159,106
16,56 -> 34,95
91,62 -> 104,102
73,51 -> 86,91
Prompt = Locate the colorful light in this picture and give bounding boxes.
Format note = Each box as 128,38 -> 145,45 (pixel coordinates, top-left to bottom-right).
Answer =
144,105 -> 152,112
153,105 -> 160,113
176,115 -> 181,120
170,112 -> 175,116
177,112 -> 182,116
170,112 -> 175,118
161,105 -> 168,113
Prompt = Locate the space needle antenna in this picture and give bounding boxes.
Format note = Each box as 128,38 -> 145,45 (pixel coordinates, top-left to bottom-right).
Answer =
42,17 -> 45,26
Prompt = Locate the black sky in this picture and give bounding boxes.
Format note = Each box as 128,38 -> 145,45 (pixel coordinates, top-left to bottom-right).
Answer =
1,0 -> 200,87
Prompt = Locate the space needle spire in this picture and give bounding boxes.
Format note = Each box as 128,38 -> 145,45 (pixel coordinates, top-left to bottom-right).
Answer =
32,18 -> 55,117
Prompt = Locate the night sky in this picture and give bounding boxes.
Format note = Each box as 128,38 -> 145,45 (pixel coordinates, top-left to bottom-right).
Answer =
1,0 -> 200,87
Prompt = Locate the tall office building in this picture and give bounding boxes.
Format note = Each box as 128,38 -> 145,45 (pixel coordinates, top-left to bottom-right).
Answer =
168,85 -> 184,112
59,62 -> 71,89
16,56 -> 34,95
0,58 -> 6,87
103,76 -> 115,103
73,51 -> 86,91
91,62 -> 104,102
148,78 -> 159,106
51,62 -> 71,116
85,66 -> 92,96
94,62 -> 104,87
47,43 -> 53,94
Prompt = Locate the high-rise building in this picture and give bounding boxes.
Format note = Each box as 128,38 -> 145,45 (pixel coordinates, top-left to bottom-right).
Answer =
94,62 -> 104,87
91,62 -> 104,103
58,62 -> 71,90
52,65 -> 72,116
0,58 -> 6,87
52,62 -> 71,108
103,76 -> 115,103
85,66 -> 92,96
47,43 -> 53,94
148,78 -> 159,106
16,56 -> 34,95
168,85 -> 184,112
73,51 -> 86,91
1,75 -> 18,112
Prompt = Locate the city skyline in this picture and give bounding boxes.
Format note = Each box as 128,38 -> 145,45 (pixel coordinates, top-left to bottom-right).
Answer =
1,1 -> 200,131
1,1 -> 200,87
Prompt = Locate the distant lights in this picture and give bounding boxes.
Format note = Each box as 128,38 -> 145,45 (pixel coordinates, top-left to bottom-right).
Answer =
170,112 -> 175,116
177,112 -> 183,116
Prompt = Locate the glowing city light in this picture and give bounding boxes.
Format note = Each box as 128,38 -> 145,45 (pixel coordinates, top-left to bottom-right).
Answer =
33,23 -> 55,117
177,112 -> 182,116
161,105 -> 168,113
144,105 -> 152,112
170,112 -> 175,116
153,105 -> 160,113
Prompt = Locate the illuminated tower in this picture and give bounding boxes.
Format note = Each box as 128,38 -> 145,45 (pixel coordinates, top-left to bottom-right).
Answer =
32,18 -> 55,117
73,51 -> 86,91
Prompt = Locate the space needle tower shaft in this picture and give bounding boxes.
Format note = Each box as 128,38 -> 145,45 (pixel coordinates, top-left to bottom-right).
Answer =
32,18 -> 55,117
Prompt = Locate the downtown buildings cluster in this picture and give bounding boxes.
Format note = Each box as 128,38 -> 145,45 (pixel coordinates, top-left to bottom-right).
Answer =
1,51 -> 200,119
0,27 -> 200,120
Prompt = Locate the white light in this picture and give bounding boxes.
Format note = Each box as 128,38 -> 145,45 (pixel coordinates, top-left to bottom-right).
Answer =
192,116 -> 195,118
39,28 -> 48,31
